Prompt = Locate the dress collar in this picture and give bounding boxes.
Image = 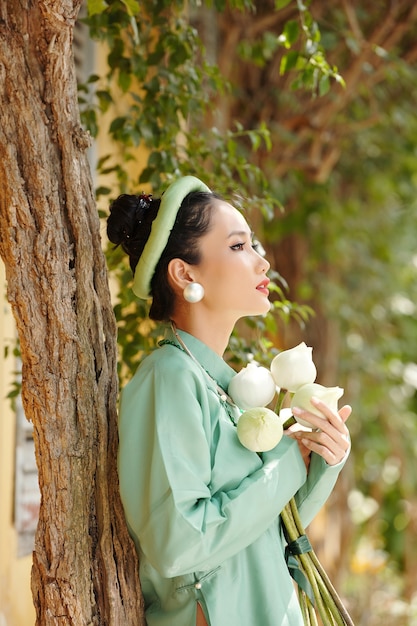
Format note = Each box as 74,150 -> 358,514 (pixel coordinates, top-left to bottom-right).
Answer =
162,325 -> 236,393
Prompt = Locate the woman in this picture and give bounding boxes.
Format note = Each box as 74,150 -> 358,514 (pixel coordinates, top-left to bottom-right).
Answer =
107,176 -> 351,626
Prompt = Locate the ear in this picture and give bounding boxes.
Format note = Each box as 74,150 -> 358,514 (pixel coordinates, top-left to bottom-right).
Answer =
167,258 -> 196,292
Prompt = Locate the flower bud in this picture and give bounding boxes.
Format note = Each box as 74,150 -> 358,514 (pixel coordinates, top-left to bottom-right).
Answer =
270,342 -> 317,392
290,383 -> 344,428
228,362 -> 277,410
237,407 -> 283,452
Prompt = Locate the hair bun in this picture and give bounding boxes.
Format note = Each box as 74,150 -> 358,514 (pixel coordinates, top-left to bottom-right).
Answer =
107,193 -> 151,246
107,192 -> 159,273
134,194 -> 153,226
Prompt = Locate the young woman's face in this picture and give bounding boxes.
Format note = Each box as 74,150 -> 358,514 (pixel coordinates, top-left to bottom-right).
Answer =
193,200 -> 271,320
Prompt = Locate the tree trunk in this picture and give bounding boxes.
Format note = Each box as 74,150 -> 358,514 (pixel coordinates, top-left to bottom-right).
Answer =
0,2 -> 144,623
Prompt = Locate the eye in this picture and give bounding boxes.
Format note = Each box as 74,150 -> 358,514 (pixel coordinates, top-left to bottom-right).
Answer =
230,242 -> 245,251
252,239 -> 266,257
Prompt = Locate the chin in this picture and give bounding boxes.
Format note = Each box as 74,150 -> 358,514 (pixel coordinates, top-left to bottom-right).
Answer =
247,300 -> 271,317
258,305 -> 272,316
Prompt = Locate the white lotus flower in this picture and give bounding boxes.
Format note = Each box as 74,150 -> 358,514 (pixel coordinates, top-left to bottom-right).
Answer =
270,342 -> 317,392
237,407 -> 283,452
290,383 -> 344,428
228,362 -> 277,410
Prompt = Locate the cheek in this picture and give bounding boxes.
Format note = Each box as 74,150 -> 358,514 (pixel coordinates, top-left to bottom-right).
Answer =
213,268 -> 246,301
200,261 -> 234,297
199,255 -> 226,283
198,254 -> 249,298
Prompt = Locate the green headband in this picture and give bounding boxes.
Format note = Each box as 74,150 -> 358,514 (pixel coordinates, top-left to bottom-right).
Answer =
132,175 -> 211,299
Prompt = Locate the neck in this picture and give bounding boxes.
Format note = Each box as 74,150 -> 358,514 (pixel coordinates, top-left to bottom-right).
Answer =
170,310 -> 234,356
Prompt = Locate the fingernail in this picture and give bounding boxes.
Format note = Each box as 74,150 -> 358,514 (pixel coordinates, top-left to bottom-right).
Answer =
292,407 -> 301,415
311,396 -> 320,405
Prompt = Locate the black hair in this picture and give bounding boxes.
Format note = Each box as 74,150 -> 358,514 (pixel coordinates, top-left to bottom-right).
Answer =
107,189 -> 222,321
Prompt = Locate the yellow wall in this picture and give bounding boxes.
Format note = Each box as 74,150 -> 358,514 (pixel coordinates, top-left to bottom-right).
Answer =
0,260 -> 35,626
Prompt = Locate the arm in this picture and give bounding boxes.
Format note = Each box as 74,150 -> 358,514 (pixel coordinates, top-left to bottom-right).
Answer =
118,361 -> 307,577
293,450 -> 349,528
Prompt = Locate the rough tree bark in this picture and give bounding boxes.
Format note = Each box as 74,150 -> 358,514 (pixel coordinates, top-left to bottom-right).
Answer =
0,1 -> 144,623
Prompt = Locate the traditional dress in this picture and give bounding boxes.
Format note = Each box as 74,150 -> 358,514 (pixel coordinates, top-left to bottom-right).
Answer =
118,328 -> 348,626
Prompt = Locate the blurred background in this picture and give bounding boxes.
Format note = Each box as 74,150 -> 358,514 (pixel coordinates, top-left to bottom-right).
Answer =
1,2 -> 417,624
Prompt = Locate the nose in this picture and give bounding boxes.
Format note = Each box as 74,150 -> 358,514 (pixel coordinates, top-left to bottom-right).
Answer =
256,249 -> 270,273
261,256 -> 270,273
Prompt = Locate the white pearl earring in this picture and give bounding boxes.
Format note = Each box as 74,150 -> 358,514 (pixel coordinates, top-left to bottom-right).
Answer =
183,282 -> 204,303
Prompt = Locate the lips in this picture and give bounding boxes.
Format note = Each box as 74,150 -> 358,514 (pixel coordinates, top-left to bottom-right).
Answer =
256,279 -> 270,295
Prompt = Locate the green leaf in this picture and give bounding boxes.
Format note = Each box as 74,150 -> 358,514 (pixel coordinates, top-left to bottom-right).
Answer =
96,90 -> 113,113
109,117 -> 127,133
118,71 -> 132,92
283,20 -> 299,46
120,0 -> 140,16
275,0 -> 293,8
87,0 -> 108,17
318,74 -> 330,96
280,50 -> 299,75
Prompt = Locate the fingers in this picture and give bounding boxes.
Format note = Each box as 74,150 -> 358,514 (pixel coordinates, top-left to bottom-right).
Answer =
292,398 -> 350,431
338,404 -> 352,423
311,397 -> 351,426
299,431 -> 350,465
291,397 -> 351,466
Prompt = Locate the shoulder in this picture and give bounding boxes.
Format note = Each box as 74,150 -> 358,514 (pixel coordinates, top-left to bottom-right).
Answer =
141,342 -> 198,373
120,344 -> 211,430
127,343 -> 205,392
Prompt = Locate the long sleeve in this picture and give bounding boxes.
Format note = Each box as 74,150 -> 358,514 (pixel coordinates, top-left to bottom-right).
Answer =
294,447 -> 350,529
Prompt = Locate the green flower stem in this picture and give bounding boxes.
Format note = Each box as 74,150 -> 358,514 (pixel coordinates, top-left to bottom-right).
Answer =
282,415 -> 297,429
282,504 -> 327,622
309,551 -> 355,626
282,499 -> 355,626
299,592 -> 310,626
288,498 -> 354,626
274,388 -> 288,414
281,504 -> 333,626
275,388 -> 297,429
312,569 -> 346,626
298,551 -> 333,626
307,597 -> 319,626
289,497 -> 305,535
280,502 -> 299,539
299,544 -> 347,625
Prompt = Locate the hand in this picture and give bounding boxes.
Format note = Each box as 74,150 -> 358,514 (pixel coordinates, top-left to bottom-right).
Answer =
290,397 -> 351,466
285,423 -> 312,471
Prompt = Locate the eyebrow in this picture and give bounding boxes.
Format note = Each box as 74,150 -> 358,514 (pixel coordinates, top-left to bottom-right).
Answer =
227,230 -> 254,239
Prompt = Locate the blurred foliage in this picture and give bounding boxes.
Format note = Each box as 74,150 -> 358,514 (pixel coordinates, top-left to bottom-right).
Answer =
306,100 -> 417,568
266,15 -> 417,590
260,11 -> 417,616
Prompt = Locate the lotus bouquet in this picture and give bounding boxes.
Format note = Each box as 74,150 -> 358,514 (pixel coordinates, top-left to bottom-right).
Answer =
229,343 -> 354,626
